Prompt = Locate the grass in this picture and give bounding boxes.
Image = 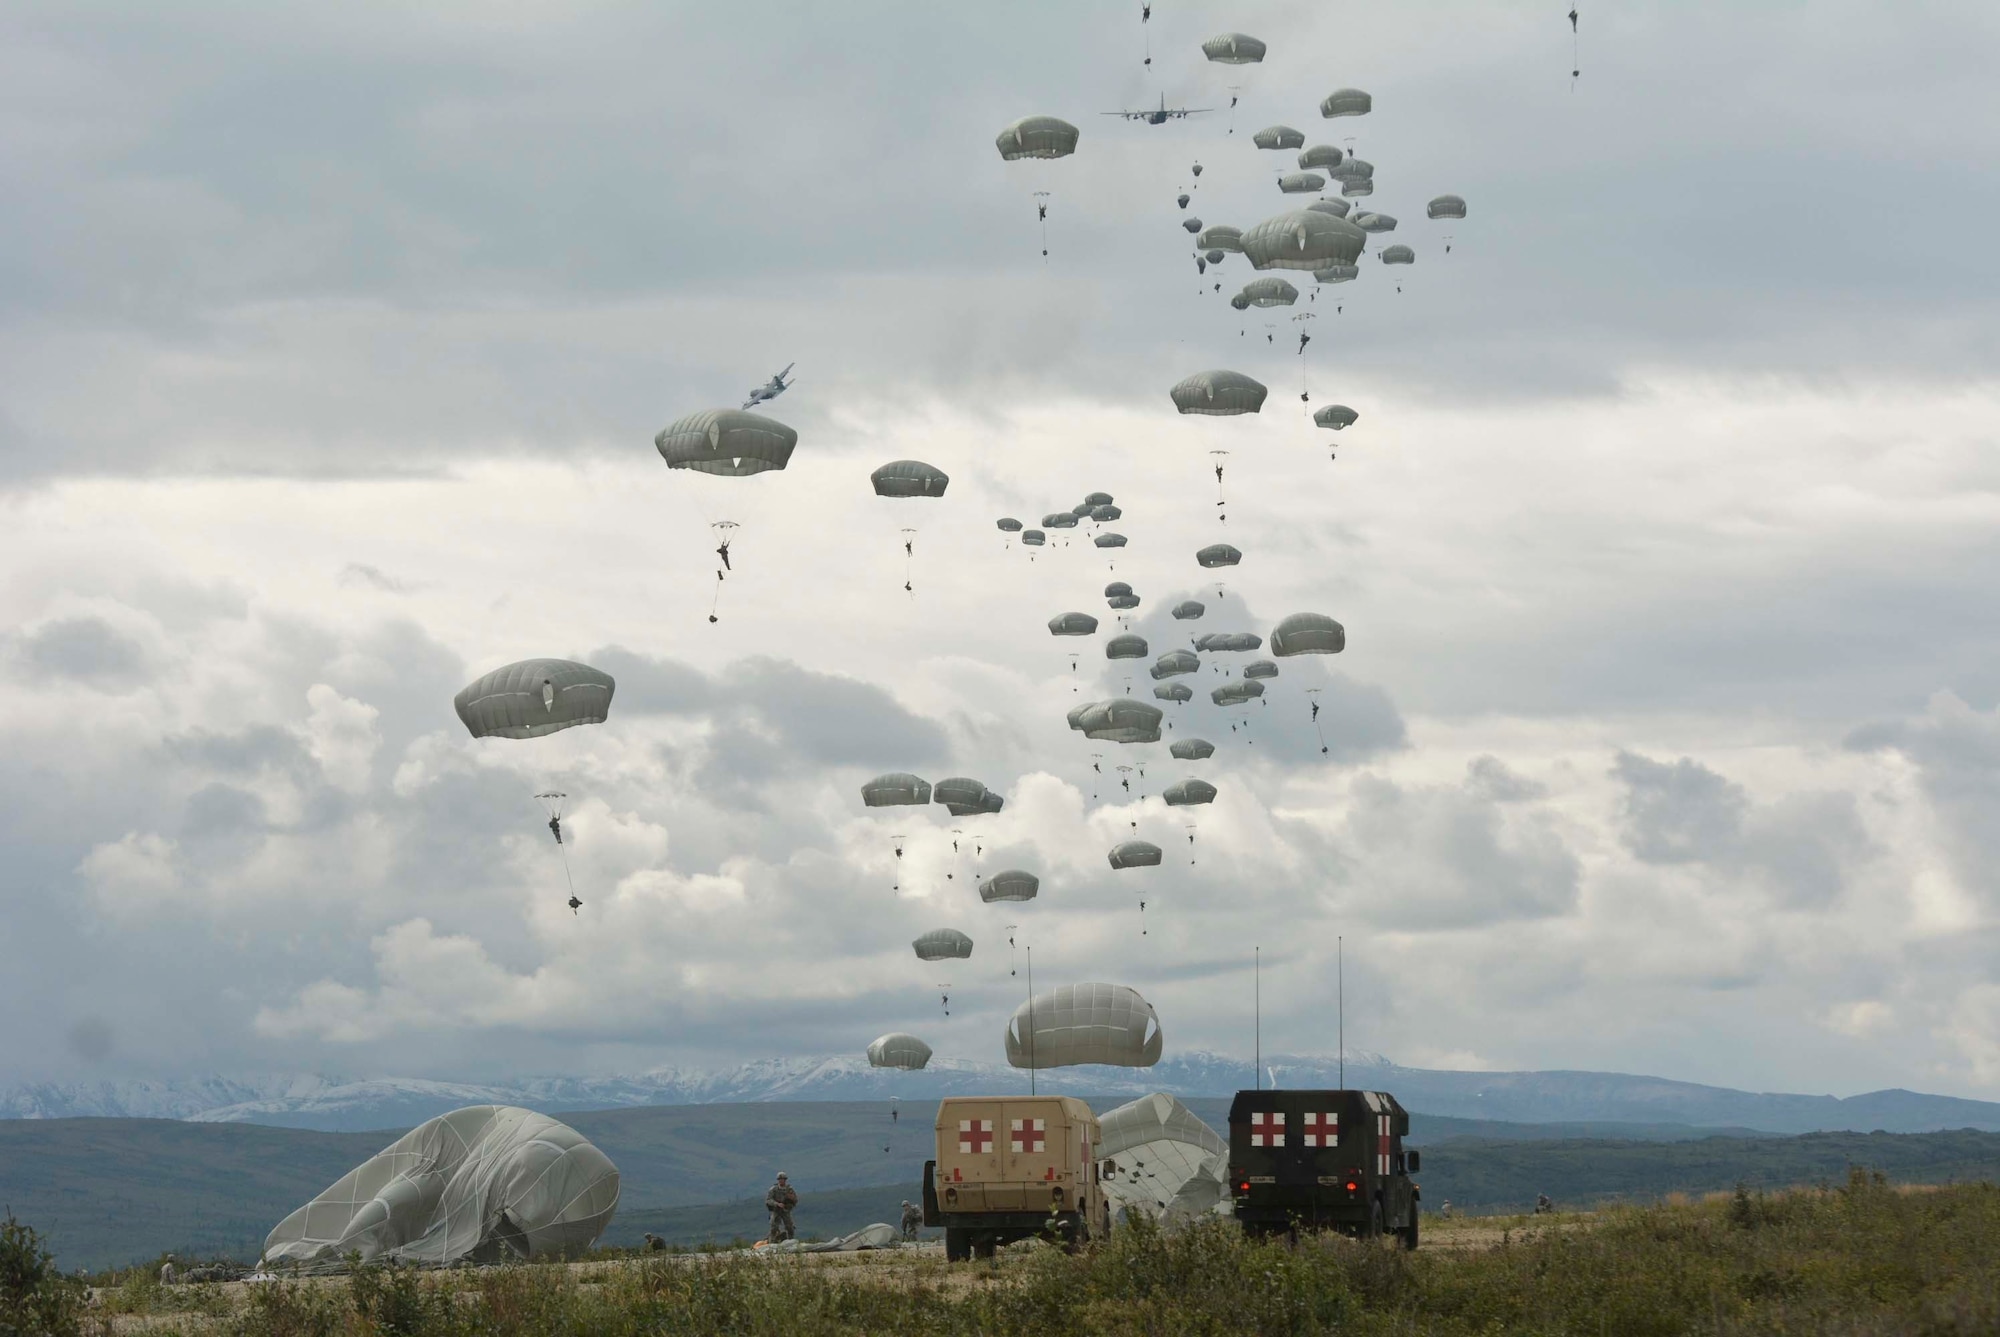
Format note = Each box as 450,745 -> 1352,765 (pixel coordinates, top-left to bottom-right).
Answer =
37,1169 -> 2000,1335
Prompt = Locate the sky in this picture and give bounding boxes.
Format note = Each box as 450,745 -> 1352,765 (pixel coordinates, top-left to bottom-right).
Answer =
5,0 -> 2000,1099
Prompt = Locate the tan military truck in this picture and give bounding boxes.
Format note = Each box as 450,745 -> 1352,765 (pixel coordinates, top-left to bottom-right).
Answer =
921,1095 -> 1110,1260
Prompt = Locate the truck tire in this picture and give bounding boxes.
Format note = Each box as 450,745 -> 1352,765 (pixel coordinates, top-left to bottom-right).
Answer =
1369,1202 -> 1385,1239
1400,1207 -> 1419,1251
945,1228 -> 971,1263
973,1233 -> 998,1261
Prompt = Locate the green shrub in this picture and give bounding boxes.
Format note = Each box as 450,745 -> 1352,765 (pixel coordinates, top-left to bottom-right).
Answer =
0,1212 -> 85,1337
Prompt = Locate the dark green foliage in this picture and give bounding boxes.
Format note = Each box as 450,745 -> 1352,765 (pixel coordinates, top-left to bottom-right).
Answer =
0,1212 -> 84,1337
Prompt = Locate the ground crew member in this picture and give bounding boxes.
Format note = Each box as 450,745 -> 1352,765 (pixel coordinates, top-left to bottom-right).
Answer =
159,1255 -> 177,1286
900,1201 -> 922,1242
1536,1193 -> 1553,1215
765,1173 -> 798,1242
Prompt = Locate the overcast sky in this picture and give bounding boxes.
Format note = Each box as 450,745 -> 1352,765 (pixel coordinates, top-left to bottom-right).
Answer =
6,0 -> 2000,1100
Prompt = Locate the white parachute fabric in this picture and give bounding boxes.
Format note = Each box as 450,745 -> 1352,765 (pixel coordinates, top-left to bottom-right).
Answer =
1096,1093 -> 1230,1224
1005,982 -> 1163,1069
262,1106 -> 619,1270
867,1033 -> 934,1069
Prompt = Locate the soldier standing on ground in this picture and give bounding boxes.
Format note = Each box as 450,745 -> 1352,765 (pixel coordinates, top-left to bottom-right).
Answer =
900,1200 -> 923,1242
159,1255 -> 177,1286
765,1173 -> 798,1242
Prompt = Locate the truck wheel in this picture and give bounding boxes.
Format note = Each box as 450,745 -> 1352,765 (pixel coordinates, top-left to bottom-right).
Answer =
973,1233 -> 998,1261
945,1229 -> 971,1263
1369,1203 -> 1385,1239
1400,1208 -> 1419,1251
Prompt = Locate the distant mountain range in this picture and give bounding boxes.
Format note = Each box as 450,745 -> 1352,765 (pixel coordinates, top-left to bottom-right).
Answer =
6,1051 -> 1998,1136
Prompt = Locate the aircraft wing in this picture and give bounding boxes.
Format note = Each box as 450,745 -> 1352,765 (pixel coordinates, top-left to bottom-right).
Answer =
1099,111 -> 1143,119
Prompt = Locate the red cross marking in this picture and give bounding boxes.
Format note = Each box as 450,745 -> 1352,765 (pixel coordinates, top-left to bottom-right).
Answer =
1250,1111 -> 1286,1147
1302,1112 -> 1338,1147
1011,1118 -> 1046,1153
960,1119 -> 993,1154
1377,1114 -> 1391,1176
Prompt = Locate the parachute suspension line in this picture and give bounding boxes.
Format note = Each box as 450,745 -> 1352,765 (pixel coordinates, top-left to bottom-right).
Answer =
706,519 -> 739,625
1186,821 -> 1198,866
890,832 -> 907,894
537,792 -> 580,913
947,827 -> 964,881
1210,450 -> 1229,523
1004,924 -> 1019,977
1308,687 -> 1330,755
1034,191 -> 1052,262
900,527 -> 917,595
937,981 -> 952,1018
1570,5 -> 1580,88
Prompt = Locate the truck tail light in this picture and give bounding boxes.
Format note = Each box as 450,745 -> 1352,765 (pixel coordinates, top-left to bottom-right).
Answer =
1051,1185 -> 1064,1205
1345,1180 -> 1358,1193
945,1187 -> 958,1205
1237,1181 -> 1251,1195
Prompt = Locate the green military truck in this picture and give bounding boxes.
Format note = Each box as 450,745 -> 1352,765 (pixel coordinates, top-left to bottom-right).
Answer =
1227,1088 -> 1421,1246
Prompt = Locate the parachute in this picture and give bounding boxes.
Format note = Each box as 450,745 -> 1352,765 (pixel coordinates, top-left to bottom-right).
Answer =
870,459 -> 949,498
1150,649 -> 1200,679
1095,533 -> 1128,549
1007,983 -> 1163,1069
1041,511 -> 1081,529
1105,581 -> 1134,599
1313,263 -> 1359,284
1196,225 -> 1244,253
1021,529 -> 1047,546
1319,88 -> 1373,118
1163,778 -> 1218,806
1353,212 -> 1398,234
995,116 -> 1080,161
1212,680 -> 1265,706
912,928 -> 974,961
1428,194 -> 1468,220
1305,198 -> 1352,218
1154,683 -> 1193,703
1084,491 -> 1115,506
1243,660 -> 1279,680
861,773 -> 932,807
1091,503 -> 1123,521
1068,699 -> 1164,744
1380,243 -> 1415,264
455,660 -> 615,740
979,869 -> 1040,904
1196,631 -> 1262,653
1271,612 -> 1347,656
1169,738 -> 1216,760
1106,634 -> 1149,660
1241,210 -> 1366,272
1201,32 -> 1266,64
1298,144 -> 1345,171
934,777 -> 998,817
1170,370 -> 1268,416
866,1033 -> 933,1070
1315,404 -> 1359,429
1278,172 -> 1326,194
1177,193 -> 1190,209
654,409 -> 798,477
1181,217 -> 1204,235
1238,278 -> 1298,308
1252,126 -> 1306,151
1196,543 -> 1243,568
997,517 -> 1024,532
1097,1093 -> 1230,1224
1329,157 -> 1374,183
1109,840 -> 1164,869
1340,178 -> 1375,198
1049,611 -> 1101,636
1108,593 -> 1141,611
1171,600 -> 1206,621
1230,293 -> 1250,312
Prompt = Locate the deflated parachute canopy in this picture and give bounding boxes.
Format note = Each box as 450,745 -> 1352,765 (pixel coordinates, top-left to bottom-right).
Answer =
1163,778 -> 1219,806
1006,983 -> 1163,1069
655,410 -> 798,476
1271,612 -> 1347,656
1171,600 -> 1207,621
1315,404 -> 1359,429
1049,611 -> 1100,637
996,115 -> 1080,161
455,659 -> 615,741
1170,370 -> 1268,415
1239,278 -> 1298,308
1428,194 -> 1468,220
1169,737 -> 1216,760
1109,840 -> 1164,869
913,928 -> 973,961
979,869 -> 1040,903
871,459 -> 949,498
1320,88 -> 1373,118
1154,682 -> 1193,703
861,773 -> 932,807
1069,698 -> 1164,744
1242,210 -> 1366,272
1151,649 -> 1200,679
1201,32 -> 1266,64
264,1107 -> 619,1269
1252,125 -> 1306,151
867,1033 -> 933,1070
1106,634 -> 1149,660
1097,1093 -> 1229,1224
1196,543 -> 1243,568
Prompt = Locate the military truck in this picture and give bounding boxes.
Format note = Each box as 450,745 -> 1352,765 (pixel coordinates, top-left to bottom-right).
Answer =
922,1094 -> 1110,1260
1227,1088 -> 1421,1246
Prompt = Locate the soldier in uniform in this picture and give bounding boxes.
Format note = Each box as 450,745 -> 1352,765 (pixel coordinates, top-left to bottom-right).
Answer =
899,1200 -> 923,1242
158,1255 -> 177,1286
765,1173 -> 798,1243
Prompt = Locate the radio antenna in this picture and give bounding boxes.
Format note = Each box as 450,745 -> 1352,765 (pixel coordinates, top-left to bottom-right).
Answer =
1026,946 -> 1036,1096
1338,935 -> 1345,1090
1254,945 -> 1261,1091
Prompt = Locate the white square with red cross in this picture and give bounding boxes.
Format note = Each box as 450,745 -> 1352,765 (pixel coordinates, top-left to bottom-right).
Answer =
1302,1112 -> 1338,1147
1250,1111 -> 1285,1146
1010,1117 -> 1046,1153
958,1118 -> 993,1154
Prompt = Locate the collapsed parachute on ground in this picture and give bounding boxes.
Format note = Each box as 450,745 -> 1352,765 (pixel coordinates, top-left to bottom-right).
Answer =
1163,779 -> 1218,806
1315,404 -> 1359,429
1278,172 -> 1325,194
1242,210 -> 1366,272
1170,370 -> 1268,415
1243,660 -> 1279,680
867,1033 -> 933,1070
1171,600 -> 1206,621
1106,634 -> 1149,660
1212,680 -> 1265,706
979,869 -> 1040,903
264,1107 -> 619,1270
1196,225 -> 1244,253
1238,278 -> 1298,308
1197,543 -> 1242,568
1097,1093 -> 1230,1224
1170,738 -> 1216,760
455,660 -> 615,741
1151,649 -> 1200,679
913,928 -> 974,961
1006,983 -> 1163,1069
1271,612 -> 1347,655
997,517 -> 1024,532
996,116 -> 1080,160
1109,840 -> 1163,869
1154,683 -> 1193,703
862,773 -> 932,807
1252,125 -> 1305,151
655,410 -> 798,476
1201,32 -> 1266,64
1320,88 -> 1373,118
1050,611 -> 1100,637
871,460 -> 949,498
934,776 -> 1000,816
1428,194 -> 1468,220
1068,699 -> 1164,744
